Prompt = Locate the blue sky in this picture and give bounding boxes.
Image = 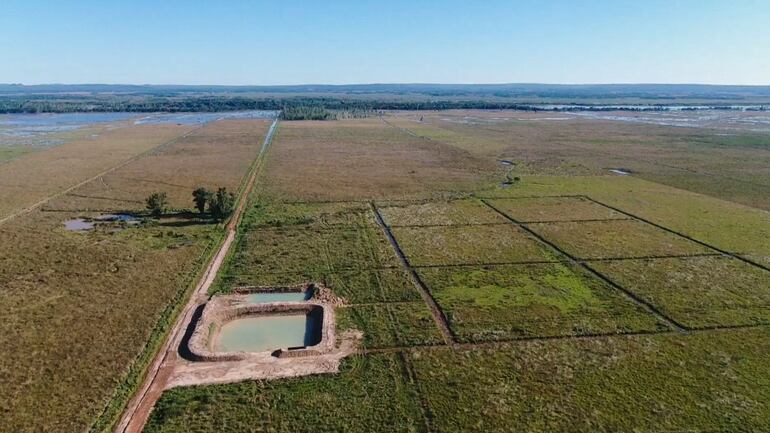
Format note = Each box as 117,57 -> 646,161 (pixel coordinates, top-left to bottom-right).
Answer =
1,0 -> 769,85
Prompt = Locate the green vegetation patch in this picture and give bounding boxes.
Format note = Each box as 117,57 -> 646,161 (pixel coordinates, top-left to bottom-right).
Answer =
242,199 -> 374,229
379,199 -> 506,226
528,219 -> 711,260
145,353 -> 427,433
0,145 -> 37,162
392,224 -> 554,266
337,302 -> 445,348
591,256 -> 770,328
487,196 -> 626,222
417,263 -> 666,342
216,224 -> 399,290
410,328 -> 770,432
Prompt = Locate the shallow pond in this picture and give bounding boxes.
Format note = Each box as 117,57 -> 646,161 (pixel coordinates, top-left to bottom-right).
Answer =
214,314 -> 320,352
133,110 -> 278,125
95,213 -> 138,222
609,168 -> 631,175
244,291 -> 311,304
64,218 -> 94,231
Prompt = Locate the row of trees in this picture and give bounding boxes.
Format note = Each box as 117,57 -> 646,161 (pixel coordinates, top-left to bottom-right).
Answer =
145,187 -> 235,221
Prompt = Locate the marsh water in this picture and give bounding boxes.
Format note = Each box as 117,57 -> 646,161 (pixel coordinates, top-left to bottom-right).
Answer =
64,218 -> 94,231
245,291 -> 311,303
214,314 -> 318,352
0,111 -> 278,148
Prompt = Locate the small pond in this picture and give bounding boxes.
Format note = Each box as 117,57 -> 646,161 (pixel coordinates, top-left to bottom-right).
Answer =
214,314 -> 321,352
64,218 -> 94,231
244,291 -> 312,304
609,168 -> 631,175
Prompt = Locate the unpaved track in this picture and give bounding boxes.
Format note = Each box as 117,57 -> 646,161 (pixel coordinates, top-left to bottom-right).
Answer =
0,125 -> 203,226
114,118 -> 278,433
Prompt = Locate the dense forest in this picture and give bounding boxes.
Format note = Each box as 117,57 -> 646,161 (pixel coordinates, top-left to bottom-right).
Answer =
3,94 -> 768,115
2,82 -> 770,114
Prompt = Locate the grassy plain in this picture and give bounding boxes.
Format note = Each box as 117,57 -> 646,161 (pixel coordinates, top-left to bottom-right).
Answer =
145,353 -> 427,433
60,111 -> 770,433
486,196 -> 625,222
417,263 -> 667,342
213,224 -> 398,290
259,118 -> 494,201
392,224 -> 555,266
0,122 -> 193,219
479,175 -> 770,256
338,302 -> 445,348
44,120 -> 270,212
411,328 -> 770,433
379,199 -> 506,226
527,219 -> 712,259
0,119 -> 269,433
387,110 -> 770,210
592,256 -> 770,328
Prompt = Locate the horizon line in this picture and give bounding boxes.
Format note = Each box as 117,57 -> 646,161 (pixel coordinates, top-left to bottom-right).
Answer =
3,82 -> 770,88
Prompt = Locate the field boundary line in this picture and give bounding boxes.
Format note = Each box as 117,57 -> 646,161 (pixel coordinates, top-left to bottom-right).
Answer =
362,323 -> 770,354
388,222 -> 510,228
581,196 -> 770,273
519,217 -> 634,224
479,198 -> 688,332
411,259 -> 563,268
580,252 -> 725,262
0,124 -> 204,226
371,202 -> 457,345
476,194 -> 585,200
340,300 -> 427,308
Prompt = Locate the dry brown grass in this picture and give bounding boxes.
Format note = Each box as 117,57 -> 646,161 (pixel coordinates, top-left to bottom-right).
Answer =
0,119 -> 270,433
44,120 -> 271,212
384,111 -> 770,210
260,119 -> 495,201
0,123 -> 193,219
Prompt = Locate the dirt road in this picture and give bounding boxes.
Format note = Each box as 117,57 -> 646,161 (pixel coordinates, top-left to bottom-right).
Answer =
113,118 -> 278,433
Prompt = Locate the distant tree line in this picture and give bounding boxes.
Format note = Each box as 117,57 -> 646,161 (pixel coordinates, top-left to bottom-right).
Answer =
1,94 -> 767,114
279,105 -> 336,120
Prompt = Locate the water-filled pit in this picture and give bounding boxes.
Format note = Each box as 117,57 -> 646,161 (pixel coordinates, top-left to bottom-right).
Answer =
213,313 -> 322,353
244,289 -> 313,304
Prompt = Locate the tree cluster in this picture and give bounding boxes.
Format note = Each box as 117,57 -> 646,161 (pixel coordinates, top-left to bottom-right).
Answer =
145,187 -> 235,222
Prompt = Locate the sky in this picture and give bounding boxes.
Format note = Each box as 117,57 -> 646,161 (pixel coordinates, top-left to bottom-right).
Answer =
1,0 -> 769,85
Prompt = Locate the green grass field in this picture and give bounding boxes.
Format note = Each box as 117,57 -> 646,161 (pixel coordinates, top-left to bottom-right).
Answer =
417,263 -> 668,342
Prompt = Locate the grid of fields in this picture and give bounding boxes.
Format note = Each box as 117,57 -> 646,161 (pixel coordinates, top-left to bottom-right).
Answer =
144,194 -> 770,432
143,116 -> 770,433
213,194 -> 770,347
